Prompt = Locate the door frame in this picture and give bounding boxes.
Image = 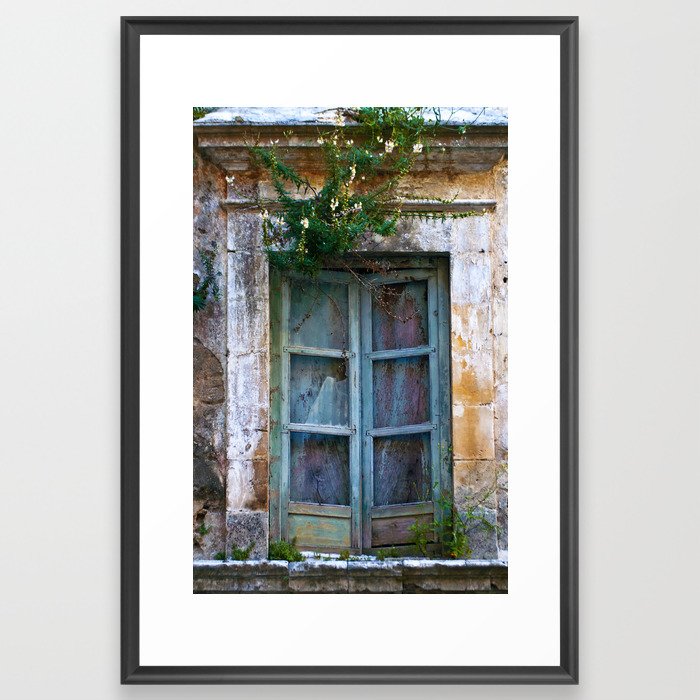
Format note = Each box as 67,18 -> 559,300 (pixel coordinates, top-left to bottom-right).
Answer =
269,256 -> 452,553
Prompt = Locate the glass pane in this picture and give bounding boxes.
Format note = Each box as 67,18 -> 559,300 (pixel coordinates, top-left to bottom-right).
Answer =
290,355 -> 349,426
290,433 -> 350,506
372,280 -> 429,351
289,279 -> 349,350
373,356 -> 430,428
373,433 -> 431,506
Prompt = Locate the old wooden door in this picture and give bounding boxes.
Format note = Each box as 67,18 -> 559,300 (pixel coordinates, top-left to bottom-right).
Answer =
271,259 -> 450,553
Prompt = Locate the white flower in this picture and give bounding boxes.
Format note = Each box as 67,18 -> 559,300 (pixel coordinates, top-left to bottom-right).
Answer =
225,174 -> 236,184
301,217 -> 309,229
330,198 -> 339,211
361,175 -> 365,180
354,201 -> 363,211
346,139 -> 354,146
413,143 -> 423,154
317,136 -> 325,144
261,209 -> 269,220
377,136 -> 383,143
349,164 -> 356,181
384,139 -> 395,153
334,113 -> 344,126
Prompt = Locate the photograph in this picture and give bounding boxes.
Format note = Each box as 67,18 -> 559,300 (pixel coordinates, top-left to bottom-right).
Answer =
192,106 -> 509,593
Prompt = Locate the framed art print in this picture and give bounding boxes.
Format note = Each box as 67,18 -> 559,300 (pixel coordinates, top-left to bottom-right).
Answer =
122,16 -> 578,683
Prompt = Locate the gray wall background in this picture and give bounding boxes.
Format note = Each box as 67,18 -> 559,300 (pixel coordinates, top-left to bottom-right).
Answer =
1,1 -> 698,698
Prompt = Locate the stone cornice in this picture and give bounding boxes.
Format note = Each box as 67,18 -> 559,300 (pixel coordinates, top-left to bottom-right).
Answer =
222,198 -> 497,214
195,123 -> 507,174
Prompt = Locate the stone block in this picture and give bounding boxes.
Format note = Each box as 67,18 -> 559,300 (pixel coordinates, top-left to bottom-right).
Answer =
402,560 -> 495,593
452,405 -> 495,460
226,510 -> 268,560
193,339 -> 225,405
451,303 -> 494,405
494,383 -> 508,461
454,460 -> 499,510
227,212 -> 265,252
193,560 -> 289,593
463,506 -> 499,560
289,560 -> 349,593
497,467 -> 508,557
192,505 -> 226,560
348,561 -> 403,593
450,253 -> 491,305
450,214 -> 491,254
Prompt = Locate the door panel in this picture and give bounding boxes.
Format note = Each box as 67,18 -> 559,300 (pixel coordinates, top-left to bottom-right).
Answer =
372,433 -> 432,506
371,511 -> 433,547
288,509 -> 352,550
289,278 -> 349,350
371,279 -> 429,351
372,355 -> 430,428
289,354 -> 349,426
362,269 -> 442,551
289,432 -> 350,506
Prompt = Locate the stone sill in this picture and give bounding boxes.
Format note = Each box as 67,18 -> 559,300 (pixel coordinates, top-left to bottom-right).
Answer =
194,558 -> 507,594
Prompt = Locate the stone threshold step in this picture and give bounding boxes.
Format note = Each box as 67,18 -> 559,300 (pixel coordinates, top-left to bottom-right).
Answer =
193,558 -> 508,594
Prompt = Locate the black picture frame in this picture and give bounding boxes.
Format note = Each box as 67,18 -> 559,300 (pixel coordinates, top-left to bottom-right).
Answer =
122,15 -> 578,684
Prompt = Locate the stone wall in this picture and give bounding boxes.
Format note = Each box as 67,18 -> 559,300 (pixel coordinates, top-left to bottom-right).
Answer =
192,150 -> 228,559
193,110 -> 508,562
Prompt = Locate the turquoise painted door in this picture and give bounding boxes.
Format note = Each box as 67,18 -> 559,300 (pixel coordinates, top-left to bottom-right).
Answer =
271,260 -> 450,553
280,271 -> 361,552
360,269 -> 444,550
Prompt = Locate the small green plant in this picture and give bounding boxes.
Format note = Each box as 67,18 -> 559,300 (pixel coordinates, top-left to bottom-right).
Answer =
410,490 -> 471,559
268,539 -> 305,562
410,487 -> 501,559
213,551 -> 226,561
195,522 -> 211,537
193,107 -> 217,120
231,542 -> 255,561
375,547 -> 400,561
193,246 -> 221,312
338,549 -> 350,561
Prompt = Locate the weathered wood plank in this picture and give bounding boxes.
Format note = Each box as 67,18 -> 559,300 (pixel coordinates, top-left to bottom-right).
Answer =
288,513 -> 352,549
285,422 -> 353,436
279,278 -> 291,538
288,502 -> 351,519
367,423 -> 434,438
366,345 -> 433,361
436,259 -> 453,520
371,501 -> 434,519
371,512 -> 434,547
348,281 -> 362,550
285,345 -> 347,358
360,285 -> 374,551
427,273 -> 442,508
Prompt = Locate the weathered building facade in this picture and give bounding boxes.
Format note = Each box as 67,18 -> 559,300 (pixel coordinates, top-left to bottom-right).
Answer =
193,108 -> 508,573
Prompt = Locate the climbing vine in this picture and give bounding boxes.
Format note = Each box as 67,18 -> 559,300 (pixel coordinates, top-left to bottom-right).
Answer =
192,246 -> 220,312
243,107 -> 482,276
